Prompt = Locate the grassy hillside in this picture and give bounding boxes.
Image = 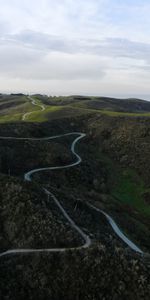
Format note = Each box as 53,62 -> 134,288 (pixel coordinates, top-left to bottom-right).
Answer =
34,94 -> 150,112
1,94 -> 150,123
0,94 -> 40,123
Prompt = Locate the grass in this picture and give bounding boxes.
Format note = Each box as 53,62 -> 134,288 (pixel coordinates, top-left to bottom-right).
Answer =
1,96 -> 150,124
92,148 -> 150,217
0,97 -> 40,123
0,112 -> 23,123
100,110 -> 150,117
112,169 -> 150,217
68,105 -> 150,117
24,106 -> 63,122
0,95 -> 68,123
0,101 -> 91,123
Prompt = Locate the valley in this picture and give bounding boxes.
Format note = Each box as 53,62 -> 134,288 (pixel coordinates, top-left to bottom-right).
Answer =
0,94 -> 149,299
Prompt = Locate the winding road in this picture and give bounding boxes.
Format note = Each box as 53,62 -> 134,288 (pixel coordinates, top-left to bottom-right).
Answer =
22,96 -> 45,121
0,99 -> 144,257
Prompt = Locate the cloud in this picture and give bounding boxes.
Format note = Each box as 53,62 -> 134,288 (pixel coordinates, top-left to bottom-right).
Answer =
5,30 -> 76,54
0,0 -> 150,96
2,30 -> 150,66
0,30 -> 150,84
4,30 -> 150,58
0,38 -> 106,80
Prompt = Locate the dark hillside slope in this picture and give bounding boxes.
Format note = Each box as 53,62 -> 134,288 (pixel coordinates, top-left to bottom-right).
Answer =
0,96 -> 150,300
0,94 -> 27,115
0,245 -> 149,300
86,114 -> 150,183
32,94 -> 150,113
70,96 -> 150,113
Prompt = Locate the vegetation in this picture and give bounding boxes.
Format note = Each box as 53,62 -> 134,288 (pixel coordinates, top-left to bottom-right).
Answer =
0,94 -> 150,299
0,95 -> 40,123
112,169 -> 150,216
25,105 -> 63,122
0,174 -> 82,251
0,246 -> 149,300
1,94 -> 150,123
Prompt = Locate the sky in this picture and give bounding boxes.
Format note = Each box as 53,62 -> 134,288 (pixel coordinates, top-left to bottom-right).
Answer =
0,0 -> 150,99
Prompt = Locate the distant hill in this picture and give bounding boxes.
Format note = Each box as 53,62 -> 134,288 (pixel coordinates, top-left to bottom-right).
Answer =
1,94 -> 150,113
69,96 -> 150,113
32,94 -> 150,113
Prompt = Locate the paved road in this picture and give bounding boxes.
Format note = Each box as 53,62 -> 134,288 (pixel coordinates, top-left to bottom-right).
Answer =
0,131 -> 143,257
0,133 -> 91,257
22,96 -> 45,121
87,203 -> 143,253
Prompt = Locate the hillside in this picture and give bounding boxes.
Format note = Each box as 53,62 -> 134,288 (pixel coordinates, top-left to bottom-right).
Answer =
69,96 -> 150,113
1,94 -> 150,123
0,94 -> 149,300
32,95 -> 150,112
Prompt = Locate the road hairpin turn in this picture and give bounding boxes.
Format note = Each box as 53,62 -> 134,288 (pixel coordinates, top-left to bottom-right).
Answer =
0,97 -> 143,257
0,132 -> 143,257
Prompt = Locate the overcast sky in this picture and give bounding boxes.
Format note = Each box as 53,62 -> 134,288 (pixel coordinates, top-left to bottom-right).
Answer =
0,0 -> 150,98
